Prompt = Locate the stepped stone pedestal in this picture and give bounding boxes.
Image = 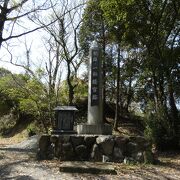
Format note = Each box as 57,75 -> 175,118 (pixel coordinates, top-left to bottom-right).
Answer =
77,41 -> 112,135
77,124 -> 111,135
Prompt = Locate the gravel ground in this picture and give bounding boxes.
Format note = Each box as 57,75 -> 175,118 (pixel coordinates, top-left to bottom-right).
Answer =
0,136 -> 180,180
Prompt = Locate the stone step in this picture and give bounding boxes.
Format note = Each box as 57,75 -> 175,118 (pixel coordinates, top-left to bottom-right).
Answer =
59,161 -> 117,174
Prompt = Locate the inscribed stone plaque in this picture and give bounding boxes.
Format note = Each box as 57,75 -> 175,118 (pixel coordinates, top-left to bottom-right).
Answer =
91,50 -> 99,106
58,112 -> 72,130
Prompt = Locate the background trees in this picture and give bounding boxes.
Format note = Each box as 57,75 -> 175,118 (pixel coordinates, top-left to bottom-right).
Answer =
105,0 -> 179,145
79,0 -> 180,147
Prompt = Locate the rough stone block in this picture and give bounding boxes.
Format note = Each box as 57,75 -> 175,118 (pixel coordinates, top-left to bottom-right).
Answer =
96,135 -> 114,144
63,135 -> 71,143
75,145 -> 88,160
39,135 -> 50,152
96,136 -> 115,155
123,157 -> 136,164
62,143 -> 74,160
84,136 -> 97,148
102,155 -> 110,162
132,151 -> 144,163
54,146 -> 61,158
129,136 -> 151,151
126,142 -> 139,155
130,136 -> 147,146
62,142 -> 72,151
115,136 -> 129,146
57,136 -> 64,145
113,147 -> 124,160
50,135 -> 58,143
70,136 -> 84,147
115,136 -> 129,153
91,144 -> 102,161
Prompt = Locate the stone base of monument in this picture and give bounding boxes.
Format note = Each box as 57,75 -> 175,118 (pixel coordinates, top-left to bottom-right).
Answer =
77,124 -> 112,135
37,134 -> 155,164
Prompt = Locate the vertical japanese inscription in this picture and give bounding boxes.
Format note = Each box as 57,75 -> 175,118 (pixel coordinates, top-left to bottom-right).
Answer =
91,50 -> 99,106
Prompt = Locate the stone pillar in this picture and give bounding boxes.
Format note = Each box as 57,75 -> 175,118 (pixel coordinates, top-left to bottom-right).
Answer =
77,41 -> 112,135
87,41 -> 103,125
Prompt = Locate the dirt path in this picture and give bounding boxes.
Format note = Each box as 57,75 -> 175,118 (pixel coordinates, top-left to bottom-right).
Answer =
0,141 -> 119,180
0,138 -> 180,180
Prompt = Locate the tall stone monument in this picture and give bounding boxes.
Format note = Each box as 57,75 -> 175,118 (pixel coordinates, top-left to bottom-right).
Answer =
77,41 -> 112,135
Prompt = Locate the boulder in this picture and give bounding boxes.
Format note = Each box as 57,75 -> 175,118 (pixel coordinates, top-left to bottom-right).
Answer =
70,136 -> 84,147
39,135 -> 50,152
96,136 -> 115,155
75,145 -> 88,160
113,147 -> 124,161
62,143 -> 74,160
57,136 -> 64,146
102,155 -> 110,162
126,142 -> 139,155
63,142 -> 72,151
132,151 -> 144,163
123,157 -> 136,164
47,143 -> 55,160
96,135 -> 114,144
54,146 -> 61,158
63,135 -> 71,143
84,136 -> 96,148
115,136 -> 129,153
50,135 -> 58,143
37,135 -> 51,160
130,136 -> 149,149
91,144 -> 102,161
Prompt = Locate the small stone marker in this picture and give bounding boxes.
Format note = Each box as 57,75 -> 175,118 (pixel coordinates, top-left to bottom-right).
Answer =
52,106 -> 78,134
77,41 -> 112,135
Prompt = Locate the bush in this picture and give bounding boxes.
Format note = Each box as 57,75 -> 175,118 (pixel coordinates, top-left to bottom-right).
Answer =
144,106 -> 177,150
27,123 -> 39,137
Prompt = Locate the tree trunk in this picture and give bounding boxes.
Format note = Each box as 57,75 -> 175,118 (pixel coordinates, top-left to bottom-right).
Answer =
152,71 -> 159,112
67,62 -> 74,105
126,76 -> 132,113
114,45 -> 121,130
0,3 -> 8,48
168,79 -> 179,134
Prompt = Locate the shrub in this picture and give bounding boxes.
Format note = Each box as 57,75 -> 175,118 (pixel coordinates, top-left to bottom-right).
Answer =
144,106 -> 177,150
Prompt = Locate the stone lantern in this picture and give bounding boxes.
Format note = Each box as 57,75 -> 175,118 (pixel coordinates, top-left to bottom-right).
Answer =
52,106 -> 78,134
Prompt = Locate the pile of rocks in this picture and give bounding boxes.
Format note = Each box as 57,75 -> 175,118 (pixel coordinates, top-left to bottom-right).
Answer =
37,134 -> 154,164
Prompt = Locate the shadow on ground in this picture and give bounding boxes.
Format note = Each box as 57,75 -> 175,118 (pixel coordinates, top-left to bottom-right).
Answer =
2,175 -> 35,180
0,147 -> 36,153
0,159 -> 33,180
